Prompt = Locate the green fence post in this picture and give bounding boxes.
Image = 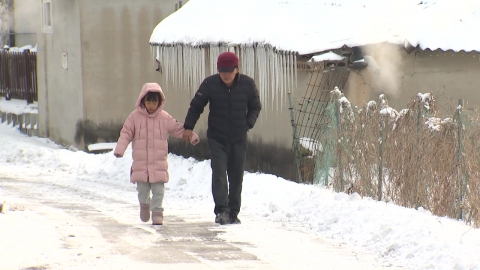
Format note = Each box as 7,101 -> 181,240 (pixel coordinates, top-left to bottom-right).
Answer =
313,92 -> 336,186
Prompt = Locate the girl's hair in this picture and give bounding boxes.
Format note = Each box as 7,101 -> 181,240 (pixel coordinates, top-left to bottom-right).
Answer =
142,91 -> 162,105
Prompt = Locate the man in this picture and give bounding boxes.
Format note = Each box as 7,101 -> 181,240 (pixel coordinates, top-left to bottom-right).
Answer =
183,52 -> 262,225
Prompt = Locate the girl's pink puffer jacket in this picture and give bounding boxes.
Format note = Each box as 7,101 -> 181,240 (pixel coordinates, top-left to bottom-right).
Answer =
114,83 -> 199,183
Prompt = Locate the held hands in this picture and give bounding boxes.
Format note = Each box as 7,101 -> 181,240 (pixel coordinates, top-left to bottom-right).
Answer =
190,135 -> 200,145
183,129 -> 193,142
183,129 -> 200,145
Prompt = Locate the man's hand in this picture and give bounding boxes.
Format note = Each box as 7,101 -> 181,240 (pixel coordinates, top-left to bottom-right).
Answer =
183,129 -> 193,142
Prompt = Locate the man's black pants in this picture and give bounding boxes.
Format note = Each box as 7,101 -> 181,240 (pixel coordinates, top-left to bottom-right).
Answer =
208,138 -> 246,216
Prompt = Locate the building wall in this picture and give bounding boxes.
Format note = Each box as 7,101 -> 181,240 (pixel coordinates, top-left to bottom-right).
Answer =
77,0 -> 181,147
345,43 -> 480,113
37,0 -> 84,147
0,0 -> 12,47
13,0 -> 39,47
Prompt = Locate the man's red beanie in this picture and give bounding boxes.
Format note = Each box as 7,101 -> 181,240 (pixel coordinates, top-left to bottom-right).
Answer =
217,52 -> 239,72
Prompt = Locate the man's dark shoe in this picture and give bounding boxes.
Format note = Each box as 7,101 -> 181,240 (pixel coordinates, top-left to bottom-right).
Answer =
215,212 -> 230,225
230,214 -> 241,224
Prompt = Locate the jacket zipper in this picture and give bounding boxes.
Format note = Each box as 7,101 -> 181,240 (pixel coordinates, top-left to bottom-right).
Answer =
228,87 -> 231,138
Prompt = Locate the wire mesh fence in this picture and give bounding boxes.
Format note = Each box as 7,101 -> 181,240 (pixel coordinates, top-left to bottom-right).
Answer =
289,66 -> 350,183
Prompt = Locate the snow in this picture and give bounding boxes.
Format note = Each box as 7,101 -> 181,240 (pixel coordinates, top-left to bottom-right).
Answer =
0,97 -> 38,115
87,143 -> 117,152
308,51 -> 345,62
150,0 -> 480,55
1,44 -> 37,52
299,137 -> 323,156
1,123 -> 480,269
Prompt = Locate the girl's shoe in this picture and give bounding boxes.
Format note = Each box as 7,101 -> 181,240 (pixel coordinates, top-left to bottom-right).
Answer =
152,210 -> 163,225
140,204 -> 150,222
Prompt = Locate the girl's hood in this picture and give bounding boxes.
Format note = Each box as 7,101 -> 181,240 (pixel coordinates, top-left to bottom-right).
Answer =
135,83 -> 166,116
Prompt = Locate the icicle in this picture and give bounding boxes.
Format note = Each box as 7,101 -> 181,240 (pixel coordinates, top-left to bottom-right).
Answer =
277,51 -> 282,114
267,45 -> 272,111
269,49 -> 278,107
214,44 -> 219,74
153,45 -> 159,67
189,45 -> 193,92
165,46 -> 170,89
250,46 -> 255,79
178,45 -> 182,90
172,46 -> 177,90
189,45 -> 194,91
292,54 -> 298,89
187,46 -> 194,92
286,51 -> 291,99
245,46 -> 250,77
150,46 -> 155,67
289,52 -> 294,95
171,46 -> 175,90
209,45 -> 213,76
279,51 -> 284,113
281,52 -> 286,113
184,45 -> 188,91
243,46 -> 248,76
197,46 -> 202,91
276,49 -> 280,111
200,46 -> 205,87
152,43 -> 302,103
258,44 -> 264,119
165,46 -> 170,90
240,46 -> 246,75
164,46 -> 168,88
195,46 -> 199,92
169,46 -> 175,90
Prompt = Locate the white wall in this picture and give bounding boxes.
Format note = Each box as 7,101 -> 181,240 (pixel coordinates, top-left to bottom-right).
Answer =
37,0 -> 84,147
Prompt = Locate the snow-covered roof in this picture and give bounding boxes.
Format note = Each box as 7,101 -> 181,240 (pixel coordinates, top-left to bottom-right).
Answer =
1,45 -> 37,52
308,52 -> 345,62
150,0 -> 480,55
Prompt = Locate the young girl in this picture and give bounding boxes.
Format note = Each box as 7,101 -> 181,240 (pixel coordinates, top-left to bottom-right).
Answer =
114,82 -> 199,225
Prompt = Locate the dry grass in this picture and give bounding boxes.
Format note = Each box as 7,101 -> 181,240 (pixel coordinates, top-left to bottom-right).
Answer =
314,93 -> 480,227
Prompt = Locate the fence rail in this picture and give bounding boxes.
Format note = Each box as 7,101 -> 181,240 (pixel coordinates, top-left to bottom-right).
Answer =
0,50 -> 37,103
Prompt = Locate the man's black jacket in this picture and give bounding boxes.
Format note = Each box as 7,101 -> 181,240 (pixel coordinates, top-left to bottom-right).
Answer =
184,73 -> 262,143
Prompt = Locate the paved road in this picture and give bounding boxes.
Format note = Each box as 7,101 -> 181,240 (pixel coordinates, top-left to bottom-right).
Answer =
0,172 -> 402,270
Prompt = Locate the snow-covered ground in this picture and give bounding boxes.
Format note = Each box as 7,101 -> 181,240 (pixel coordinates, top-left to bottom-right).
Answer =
0,123 -> 479,270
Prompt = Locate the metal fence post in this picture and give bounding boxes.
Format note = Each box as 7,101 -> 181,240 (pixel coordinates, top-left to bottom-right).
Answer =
334,97 -> 344,192
288,92 -> 303,183
378,119 -> 384,201
456,99 -> 465,219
